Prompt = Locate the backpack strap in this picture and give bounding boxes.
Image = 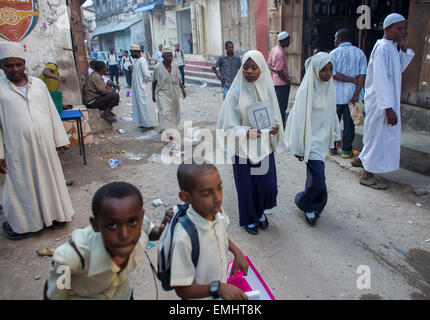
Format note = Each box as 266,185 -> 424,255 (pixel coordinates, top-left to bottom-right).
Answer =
160,203 -> 189,272
69,239 -> 85,269
178,213 -> 199,267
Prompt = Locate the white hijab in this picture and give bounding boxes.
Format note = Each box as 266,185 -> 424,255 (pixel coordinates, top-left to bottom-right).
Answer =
216,50 -> 286,163
285,52 -> 340,163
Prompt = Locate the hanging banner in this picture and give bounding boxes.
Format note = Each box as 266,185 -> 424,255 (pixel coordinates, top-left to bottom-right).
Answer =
0,0 -> 39,41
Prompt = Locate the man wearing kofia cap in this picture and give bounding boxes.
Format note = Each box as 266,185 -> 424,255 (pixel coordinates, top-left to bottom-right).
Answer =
353,13 -> 415,190
0,41 -> 74,240
268,31 -> 291,128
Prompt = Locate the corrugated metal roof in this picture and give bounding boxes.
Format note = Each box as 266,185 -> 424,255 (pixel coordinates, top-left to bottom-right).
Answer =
90,19 -> 142,39
134,1 -> 162,13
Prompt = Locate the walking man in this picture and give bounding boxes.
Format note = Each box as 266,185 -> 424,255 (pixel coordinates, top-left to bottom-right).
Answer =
130,44 -> 158,131
268,31 -> 291,128
329,28 -> 367,158
174,43 -> 186,86
0,42 -> 74,240
121,50 -> 133,88
152,47 -> 186,134
154,44 -> 164,65
107,47 -> 119,85
357,13 -> 414,189
212,41 -> 241,100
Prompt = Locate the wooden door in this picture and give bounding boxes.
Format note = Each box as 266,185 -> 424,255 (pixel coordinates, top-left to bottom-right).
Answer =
281,0 -> 304,84
221,0 -> 255,55
166,10 -> 178,47
401,1 -> 430,108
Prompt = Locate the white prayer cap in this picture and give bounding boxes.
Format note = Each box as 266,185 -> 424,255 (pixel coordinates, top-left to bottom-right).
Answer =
278,31 -> 290,41
0,41 -> 26,61
162,46 -> 172,53
383,13 -> 406,29
130,44 -> 141,51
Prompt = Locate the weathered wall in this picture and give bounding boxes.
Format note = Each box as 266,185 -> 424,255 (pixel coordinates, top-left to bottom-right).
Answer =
0,0 -> 82,105
151,9 -> 169,52
203,0 -> 222,59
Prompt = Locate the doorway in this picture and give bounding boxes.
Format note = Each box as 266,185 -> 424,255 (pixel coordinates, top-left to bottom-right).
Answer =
176,9 -> 193,54
304,0 -> 410,59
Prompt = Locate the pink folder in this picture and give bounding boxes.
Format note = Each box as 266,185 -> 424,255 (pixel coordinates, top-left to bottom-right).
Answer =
227,256 -> 275,300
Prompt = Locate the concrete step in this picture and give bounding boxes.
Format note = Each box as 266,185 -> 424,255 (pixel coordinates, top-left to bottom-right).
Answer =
184,65 -> 213,73
185,60 -> 214,67
328,154 -> 430,191
184,70 -> 218,80
353,126 -> 430,176
184,75 -> 220,87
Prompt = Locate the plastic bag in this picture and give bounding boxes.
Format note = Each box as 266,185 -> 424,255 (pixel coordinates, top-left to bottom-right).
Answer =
348,100 -> 365,126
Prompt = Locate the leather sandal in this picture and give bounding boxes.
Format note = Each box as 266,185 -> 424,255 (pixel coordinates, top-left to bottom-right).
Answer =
359,177 -> 388,190
2,222 -> 27,241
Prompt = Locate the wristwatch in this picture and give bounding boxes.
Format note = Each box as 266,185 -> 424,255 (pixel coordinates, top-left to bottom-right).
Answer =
209,281 -> 221,298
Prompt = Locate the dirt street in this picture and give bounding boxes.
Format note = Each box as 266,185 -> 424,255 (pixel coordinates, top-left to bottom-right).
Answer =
0,78 -> 429,300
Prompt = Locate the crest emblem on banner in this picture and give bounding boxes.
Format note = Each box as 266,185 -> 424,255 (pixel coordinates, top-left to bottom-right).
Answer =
0,0 -> 39,42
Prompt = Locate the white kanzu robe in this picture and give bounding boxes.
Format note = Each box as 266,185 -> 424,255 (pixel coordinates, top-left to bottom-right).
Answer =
0,76 -> 74,233
359,39 -> 414,173
152,62 -> 182,131
131,56 -> 158,127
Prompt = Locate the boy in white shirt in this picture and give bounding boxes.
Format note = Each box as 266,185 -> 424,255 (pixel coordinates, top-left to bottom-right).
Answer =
171,160 -> 249,300
44,182 -> 172,300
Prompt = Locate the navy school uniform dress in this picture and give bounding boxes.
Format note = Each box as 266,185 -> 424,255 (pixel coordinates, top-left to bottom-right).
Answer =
232,153 -> 278,226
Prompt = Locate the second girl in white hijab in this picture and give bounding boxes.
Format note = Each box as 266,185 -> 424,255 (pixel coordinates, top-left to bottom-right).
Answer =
285,52 -> 341,226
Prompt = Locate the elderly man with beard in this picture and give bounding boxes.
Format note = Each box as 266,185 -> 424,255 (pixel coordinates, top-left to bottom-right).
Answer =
152,47 -> 186,135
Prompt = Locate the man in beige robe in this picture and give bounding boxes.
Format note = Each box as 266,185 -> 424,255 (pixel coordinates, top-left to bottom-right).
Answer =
152,47 -> 186,134
0,42 -> 74,240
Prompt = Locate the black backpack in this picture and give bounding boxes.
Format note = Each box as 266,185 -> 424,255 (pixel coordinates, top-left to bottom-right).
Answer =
157,203 -> 200,291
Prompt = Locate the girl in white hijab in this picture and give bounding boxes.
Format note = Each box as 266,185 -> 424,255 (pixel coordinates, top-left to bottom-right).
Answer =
284,52 -> 341,226
217,50 -> 286,235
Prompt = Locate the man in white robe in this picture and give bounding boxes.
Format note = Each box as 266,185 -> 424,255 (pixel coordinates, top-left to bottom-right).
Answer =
357,13 -> 414,189
0,42 -> 74,240
130,44 -> 158,131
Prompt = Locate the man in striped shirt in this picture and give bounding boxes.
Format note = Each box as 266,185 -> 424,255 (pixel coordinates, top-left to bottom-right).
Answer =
329,29 -> 367,158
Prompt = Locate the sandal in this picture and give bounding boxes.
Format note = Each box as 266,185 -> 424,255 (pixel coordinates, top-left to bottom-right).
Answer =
359,176 -> 388,190
351,158 -> 363,168
50,220 -> 67,230
2,222 -> 27,240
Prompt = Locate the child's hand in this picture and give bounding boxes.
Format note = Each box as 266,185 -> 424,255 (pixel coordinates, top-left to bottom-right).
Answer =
219,283 -> 248,300
232,252 -> 249,276
295,154 -> 304,161
159,207 -> 174,234
269,124 -> 279,135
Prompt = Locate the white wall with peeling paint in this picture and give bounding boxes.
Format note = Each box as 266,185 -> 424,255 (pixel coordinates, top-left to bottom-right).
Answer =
1,0 -> 82,105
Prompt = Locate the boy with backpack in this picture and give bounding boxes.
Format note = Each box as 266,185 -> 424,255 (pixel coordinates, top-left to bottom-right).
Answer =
158,160 -> 249,300
44,182 -> 172,300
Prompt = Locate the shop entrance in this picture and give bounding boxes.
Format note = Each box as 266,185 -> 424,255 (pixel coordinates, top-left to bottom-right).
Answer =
176,9 -> 193,54
304,0 -> 410,58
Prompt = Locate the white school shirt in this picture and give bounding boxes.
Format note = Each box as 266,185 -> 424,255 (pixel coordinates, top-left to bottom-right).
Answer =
170,206 -> 230,295
46,216 -> 154,300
